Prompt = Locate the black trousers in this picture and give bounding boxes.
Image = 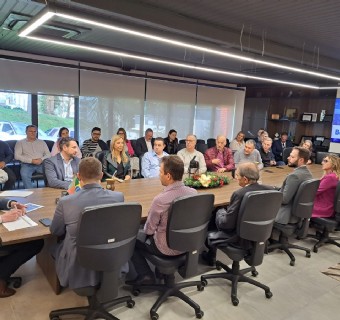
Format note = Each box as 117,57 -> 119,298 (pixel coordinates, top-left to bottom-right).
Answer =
0,239 -> 44,281
130,232 -> 169,277
2,166 -> 16,190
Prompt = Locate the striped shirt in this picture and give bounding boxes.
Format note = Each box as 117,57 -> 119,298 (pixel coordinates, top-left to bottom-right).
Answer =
144,181 -> 197,255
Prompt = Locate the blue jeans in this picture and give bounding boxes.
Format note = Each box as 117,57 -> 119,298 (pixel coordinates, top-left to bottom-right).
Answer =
20,163 -> 43,189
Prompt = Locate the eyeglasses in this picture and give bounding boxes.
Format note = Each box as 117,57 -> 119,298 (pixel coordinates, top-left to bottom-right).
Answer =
185,139 -> 195,143
92,132 -> 101,136
322,159 -> 329,163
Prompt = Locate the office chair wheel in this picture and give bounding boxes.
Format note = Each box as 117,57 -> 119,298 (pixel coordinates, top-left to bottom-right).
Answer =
150,311 -> 159,320
50,317 -> 60,320
231,295 -> 239,306
132,289 -> 141,296
290,260 -> 295,266
313,246 -> 318,253
201,279 -> 208,287
215,261 -> 222,271
197,284 -> 205,291
265,291 -> 273,299
195,310 -> 204,318
306,251 -> 311,258
127,300 -> 135,308
12,278 -> 22,288
251,270 -> 258,277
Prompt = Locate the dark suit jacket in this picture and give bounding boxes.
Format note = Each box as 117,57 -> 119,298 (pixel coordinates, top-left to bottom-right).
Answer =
44,153 -> 80,189
0,198 -> 11,210
272,139 -> 294,161
216,183 -> 274,232
134,137 -> 154,157
275,165 -> 313,224
50,183 -> 124,289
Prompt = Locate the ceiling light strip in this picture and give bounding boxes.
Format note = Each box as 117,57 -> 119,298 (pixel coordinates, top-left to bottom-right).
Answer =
25,35 -> 319,89
18,8 -> 340,82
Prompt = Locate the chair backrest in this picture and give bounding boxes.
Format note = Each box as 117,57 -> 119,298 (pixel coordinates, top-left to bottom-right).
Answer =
333,182 -> 340,214
207,138 -> 216,148
237,190 -> 283,242
179,139 -> 186,144
166,194 -> 214,277
196,143 -> 208,154
196,139 -> 205,144
94,150 -> 106,164
6,140 -> 17,153
237,190 -> 283,266
76,203 -> 142,272
107,140 -> 111,149
291,179 -> 320,219
130,139 -> 137,153
177,143 -> 186,152
315,151 -> 331,164
44,140 -> 54,152
282,147 -> 293,164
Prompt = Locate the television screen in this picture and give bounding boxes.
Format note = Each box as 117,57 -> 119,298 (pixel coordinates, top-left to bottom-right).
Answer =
331,98 -> 340,143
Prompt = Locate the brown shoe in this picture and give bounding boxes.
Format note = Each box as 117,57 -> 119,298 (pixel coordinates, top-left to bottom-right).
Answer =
0,279 -> 16,298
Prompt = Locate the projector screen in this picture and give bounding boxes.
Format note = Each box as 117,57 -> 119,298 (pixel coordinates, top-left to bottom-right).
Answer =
328,97 -> 340,153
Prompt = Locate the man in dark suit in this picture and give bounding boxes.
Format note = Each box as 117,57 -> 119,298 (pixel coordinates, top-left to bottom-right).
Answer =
134,128 -> 154,157
272,132 -> 294,163
201,162 -> 273,266
0,199 -> 43,297
50,157 -> 124,289
44,137 -> 80,189
275,146 -> 312,224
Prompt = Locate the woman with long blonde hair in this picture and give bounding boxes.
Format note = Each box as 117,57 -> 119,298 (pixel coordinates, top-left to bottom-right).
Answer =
103,134 -> 131,180
312,154 -> 340,218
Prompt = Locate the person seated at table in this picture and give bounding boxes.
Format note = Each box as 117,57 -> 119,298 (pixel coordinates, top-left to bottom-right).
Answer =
116,127 -> 135,157
177,134 -> 207,176
50,157 -> 125,289
14,125 -> 51,189
126,155 -> 197,285
0,140 -> 16,190
272,132 -> 294,163
51,127 -> 81,158
44,138 -> 80,189
204,135 -> 235,173
300,139 -> 313,164
234,139 -> 263,170
163,129 -> 179,155
274,147 -> 312,225
201,162 -> 272,266
80,127 -> 108,158
230,131 -> 245,153
103,134 -> 131,180
312,154 -> 340,218
141,137 -> 168,178
134,128 -> 154,158
255,131 -> 269,150
0,199 -> 43,297
259,137 -> 281,167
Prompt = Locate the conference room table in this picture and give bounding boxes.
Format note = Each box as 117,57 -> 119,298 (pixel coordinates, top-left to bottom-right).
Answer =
0,164 -> 324,294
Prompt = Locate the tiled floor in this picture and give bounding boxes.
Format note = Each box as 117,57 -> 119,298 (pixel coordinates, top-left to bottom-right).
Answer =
1,236 -> 339,320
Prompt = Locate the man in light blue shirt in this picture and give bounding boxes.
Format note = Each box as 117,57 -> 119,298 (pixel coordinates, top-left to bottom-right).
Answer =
141,137 -> 168,178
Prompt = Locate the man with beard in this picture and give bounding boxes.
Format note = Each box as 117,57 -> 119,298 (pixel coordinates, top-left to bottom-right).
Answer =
44,138 -> 80,189
80,127 -> 108,158
275,147 -> 312,224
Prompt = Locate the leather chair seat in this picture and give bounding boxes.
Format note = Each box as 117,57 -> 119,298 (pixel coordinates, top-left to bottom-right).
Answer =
311,217 -> 338,230
219,246 -> 247,262
143,252 -> 186,274
273,222 -> 296,235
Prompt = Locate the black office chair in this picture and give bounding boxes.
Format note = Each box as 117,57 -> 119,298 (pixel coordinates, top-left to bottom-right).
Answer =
196,139 -> 205,144
196,143 -> 208,154
201,190 -> 282,306
107,140 -> 111,149
282,147 -> 293,164
44,139 -> 55,152
207,138 -> 216,148
49,202 -> 142,320
179,139 -> 186,144
177,143 -> 186,152
315,151 -> 331,164
130,194 -> 214,320
308,182 -> 340,252
268,179 -> 320,266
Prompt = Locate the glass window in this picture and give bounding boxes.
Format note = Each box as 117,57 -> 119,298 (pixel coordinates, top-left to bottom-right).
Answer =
37,95 -> 75,141
0,92 -> 31,141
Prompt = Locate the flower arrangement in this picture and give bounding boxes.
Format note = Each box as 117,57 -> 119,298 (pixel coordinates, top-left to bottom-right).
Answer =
184,172 -> 230,189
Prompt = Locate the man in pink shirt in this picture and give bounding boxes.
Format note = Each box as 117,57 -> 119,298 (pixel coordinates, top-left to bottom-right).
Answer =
126,155 -> 197,285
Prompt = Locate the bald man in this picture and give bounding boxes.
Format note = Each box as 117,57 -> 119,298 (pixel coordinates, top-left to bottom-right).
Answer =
204,135 -> 235,172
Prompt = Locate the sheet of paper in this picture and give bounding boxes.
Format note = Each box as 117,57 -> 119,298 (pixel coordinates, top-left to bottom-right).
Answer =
3,215 -> 38,231
25,203 -> 44,213
0,190 -> 33,198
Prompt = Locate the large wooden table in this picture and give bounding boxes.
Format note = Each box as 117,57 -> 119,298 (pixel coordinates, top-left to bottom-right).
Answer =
0,165 -> 324,293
